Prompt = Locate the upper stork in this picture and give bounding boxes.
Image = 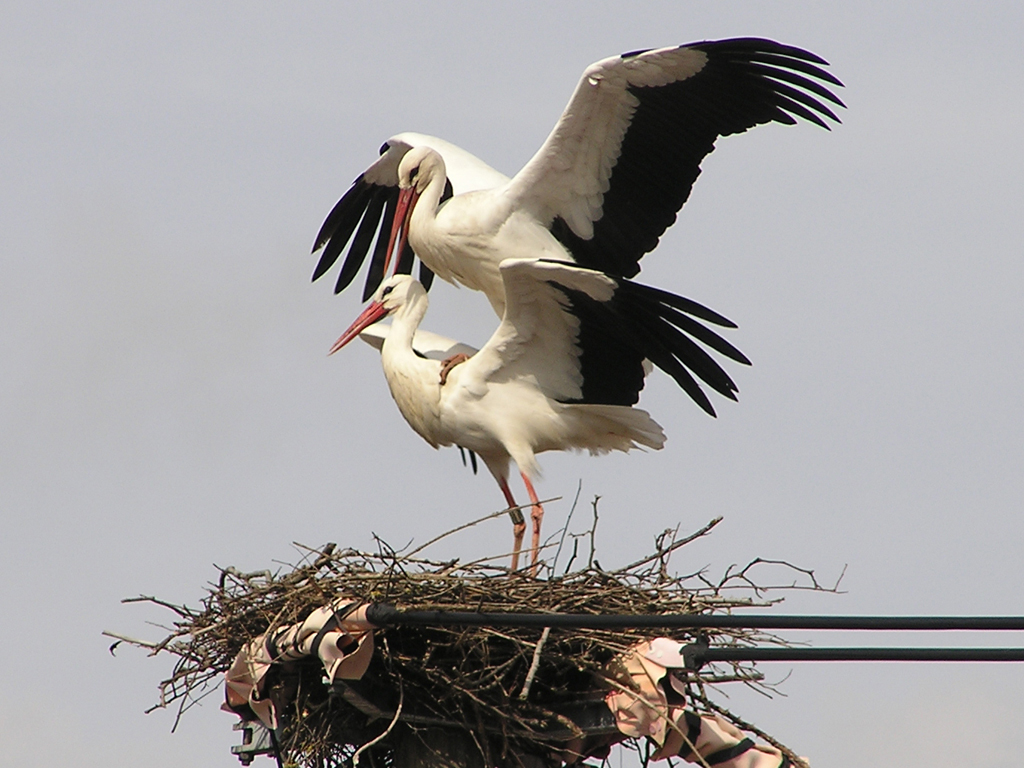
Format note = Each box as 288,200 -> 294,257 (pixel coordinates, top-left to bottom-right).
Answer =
311,38 -> 844,315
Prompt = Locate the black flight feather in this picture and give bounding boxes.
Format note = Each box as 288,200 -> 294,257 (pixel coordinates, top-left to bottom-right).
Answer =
549,271 -> 750,417
552,37 -> 843,279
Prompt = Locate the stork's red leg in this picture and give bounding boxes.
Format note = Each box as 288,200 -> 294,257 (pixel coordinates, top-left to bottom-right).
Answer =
498,477 -> 526,573
520,474 -> 544,577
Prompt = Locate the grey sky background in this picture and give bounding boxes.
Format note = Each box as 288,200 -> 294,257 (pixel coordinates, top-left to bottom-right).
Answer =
2,2 -> 1022,765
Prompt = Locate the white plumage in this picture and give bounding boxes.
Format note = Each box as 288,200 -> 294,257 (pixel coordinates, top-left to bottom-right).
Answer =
330,258 -> 749,573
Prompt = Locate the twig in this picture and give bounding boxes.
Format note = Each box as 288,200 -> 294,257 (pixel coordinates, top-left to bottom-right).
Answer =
518,627 -> 551,700
551,480 -> 583,574
352,678 -> 404,767
404,497 -> 563,559
455,539 -> 561,572
563,538 -> 580,575
616,517 -> 722,574
586,496 -> 600,568
217,566 -> 274,590
102,630 -> 161,649
121,595 -> 196,618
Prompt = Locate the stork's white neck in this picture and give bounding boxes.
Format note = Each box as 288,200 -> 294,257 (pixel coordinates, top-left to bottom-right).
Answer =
378,288 -> 443,449
407,154 -> 448,239
381,287 -> 427,354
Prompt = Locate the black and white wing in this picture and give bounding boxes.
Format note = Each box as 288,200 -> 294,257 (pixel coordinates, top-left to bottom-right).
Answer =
469,259 -> 750,416
311,133 -> 509,300
504,38 -> 844,277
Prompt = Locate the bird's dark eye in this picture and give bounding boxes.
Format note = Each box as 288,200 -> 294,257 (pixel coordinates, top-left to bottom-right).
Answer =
408,166 -> 419,183
381,285 -> 395,298
379,142 -> 389,156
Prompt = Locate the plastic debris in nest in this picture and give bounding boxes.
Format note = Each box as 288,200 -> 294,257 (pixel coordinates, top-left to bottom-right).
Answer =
224,599 -> 804,767
107,512 -> 838,767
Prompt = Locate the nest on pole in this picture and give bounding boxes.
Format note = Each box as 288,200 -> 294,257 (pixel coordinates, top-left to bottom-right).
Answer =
111,509 -> 836,768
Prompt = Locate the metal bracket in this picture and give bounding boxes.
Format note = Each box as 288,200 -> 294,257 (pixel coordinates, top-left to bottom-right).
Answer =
681,634 -> 710,672
231,720 -> 275,765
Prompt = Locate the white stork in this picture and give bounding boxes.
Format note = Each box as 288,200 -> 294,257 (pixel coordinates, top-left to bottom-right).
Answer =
329,258 -> 750,574
311,38 -> 843,314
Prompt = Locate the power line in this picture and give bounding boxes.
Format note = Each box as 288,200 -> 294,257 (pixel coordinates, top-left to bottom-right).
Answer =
689,645 -> 1024,663
365,604 -> 1024,632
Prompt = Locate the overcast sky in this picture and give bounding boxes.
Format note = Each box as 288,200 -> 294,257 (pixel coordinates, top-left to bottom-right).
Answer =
2,2 -> 1022,766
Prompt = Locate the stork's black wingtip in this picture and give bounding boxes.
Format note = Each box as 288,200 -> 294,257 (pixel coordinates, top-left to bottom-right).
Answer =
695,394 -> 717,418
621,47 -> 653,60
311,262 -> 330,284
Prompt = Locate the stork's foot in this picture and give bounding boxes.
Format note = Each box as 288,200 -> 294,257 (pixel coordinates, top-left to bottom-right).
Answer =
499,476 -> 527,575
439,353 -> 470,385
520,474 -> 544,578
527,504 -> 544,577
510,509 -> 526,574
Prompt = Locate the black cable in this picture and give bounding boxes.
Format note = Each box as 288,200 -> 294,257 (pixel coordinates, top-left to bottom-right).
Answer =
688,645 -> 1024,664
364,604 -> 1024,632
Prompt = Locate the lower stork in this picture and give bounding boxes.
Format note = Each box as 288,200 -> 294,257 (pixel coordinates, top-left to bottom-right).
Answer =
330,259 -> 749,575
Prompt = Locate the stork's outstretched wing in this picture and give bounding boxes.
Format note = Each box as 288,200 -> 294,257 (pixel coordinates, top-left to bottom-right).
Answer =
312,133 -> 509,299
468,259 -> 750,416
505,38 -> 844,277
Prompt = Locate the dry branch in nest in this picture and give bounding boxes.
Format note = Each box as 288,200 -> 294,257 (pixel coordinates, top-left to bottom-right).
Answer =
109,506 -> 838,768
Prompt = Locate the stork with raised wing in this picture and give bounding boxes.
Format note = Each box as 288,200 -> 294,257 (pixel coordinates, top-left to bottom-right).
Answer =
312,38 -> 843,314
329,259 -> 749,575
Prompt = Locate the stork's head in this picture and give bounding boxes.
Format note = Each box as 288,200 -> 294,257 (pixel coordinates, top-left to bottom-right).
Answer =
329,275 -> 424,354
382,147 -> 446,281
397,146 -> 445,194
373,273 -> 424,310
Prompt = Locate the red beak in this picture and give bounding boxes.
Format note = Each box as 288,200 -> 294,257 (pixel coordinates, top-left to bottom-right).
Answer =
383,186 -> 420,277
329,300 -> 390,355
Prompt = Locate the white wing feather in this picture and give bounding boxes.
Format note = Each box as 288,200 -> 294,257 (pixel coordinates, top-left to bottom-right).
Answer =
462,259 -> 617,402
368,132 -> 510,193
502,47 -> 708,237
358,322 -> 478,361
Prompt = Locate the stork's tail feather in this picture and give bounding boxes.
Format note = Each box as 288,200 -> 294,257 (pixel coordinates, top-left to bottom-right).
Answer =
564,403 -> 667,453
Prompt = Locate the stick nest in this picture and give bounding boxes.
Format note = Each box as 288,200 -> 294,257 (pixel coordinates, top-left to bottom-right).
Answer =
113,509 -> 836,767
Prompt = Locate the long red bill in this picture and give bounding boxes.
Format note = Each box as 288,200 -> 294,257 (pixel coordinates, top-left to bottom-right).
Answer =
329,300 -> 390,355
382,187 -> 420,277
